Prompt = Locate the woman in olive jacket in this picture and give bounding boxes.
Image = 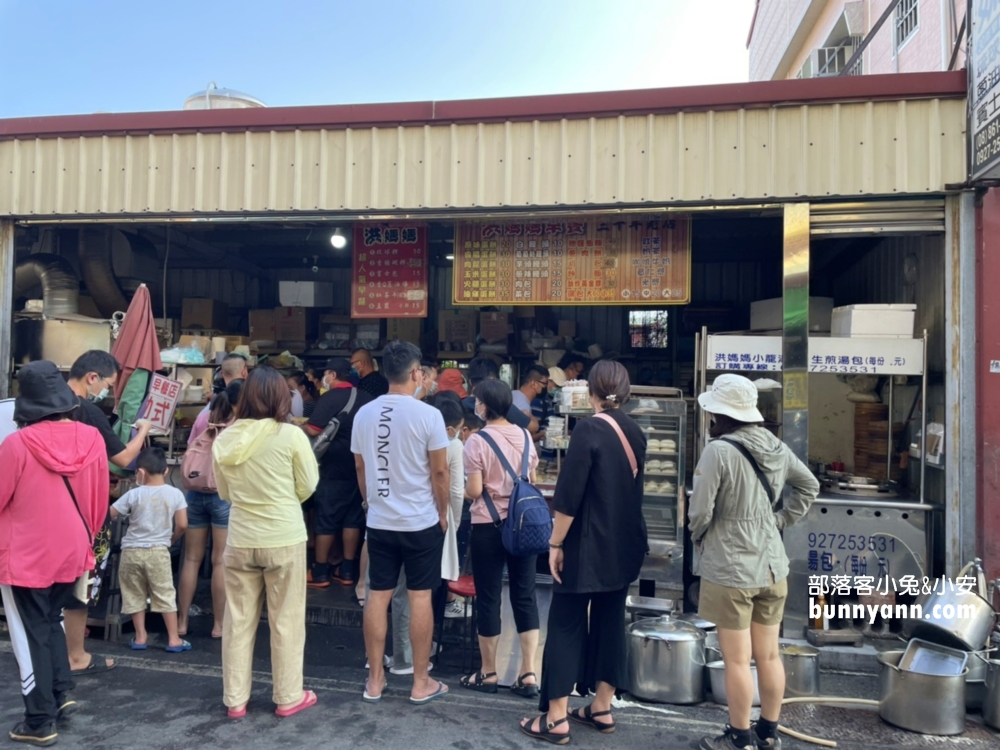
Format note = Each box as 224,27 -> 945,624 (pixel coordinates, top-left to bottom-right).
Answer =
519,360 -> 647,745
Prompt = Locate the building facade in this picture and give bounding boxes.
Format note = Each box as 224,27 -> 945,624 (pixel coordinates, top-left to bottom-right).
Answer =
749,0 -> 967,81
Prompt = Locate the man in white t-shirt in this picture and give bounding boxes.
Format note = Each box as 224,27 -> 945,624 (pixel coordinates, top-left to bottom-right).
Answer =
351,340 -> 451,706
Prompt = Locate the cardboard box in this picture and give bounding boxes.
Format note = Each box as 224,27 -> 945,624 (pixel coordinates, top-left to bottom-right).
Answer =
278,281 -> 334,308
177,335 -> 213,361
439,310 -> 477,353
558,320 -> 577,338
248,310 -> 276,344
750,297 -> 833,332
387,318 -> 422,345
182,298 -> 229,332
480,312 -> 511,344
274,307 -> 319,344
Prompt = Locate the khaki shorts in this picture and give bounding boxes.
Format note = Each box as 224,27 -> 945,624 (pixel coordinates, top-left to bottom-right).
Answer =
119,547 -> 176,615
698,577 -> 788,630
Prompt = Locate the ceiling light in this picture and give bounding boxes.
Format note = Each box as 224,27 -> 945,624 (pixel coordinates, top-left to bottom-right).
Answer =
445,254 -> 454,260
330,229 -> 347,249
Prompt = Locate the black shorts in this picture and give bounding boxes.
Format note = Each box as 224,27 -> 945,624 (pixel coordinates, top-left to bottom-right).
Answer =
367,524 -> 445,592
314,479 -> 366,534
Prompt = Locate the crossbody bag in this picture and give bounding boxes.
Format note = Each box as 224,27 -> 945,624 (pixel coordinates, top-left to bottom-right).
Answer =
593,412 -> 638,478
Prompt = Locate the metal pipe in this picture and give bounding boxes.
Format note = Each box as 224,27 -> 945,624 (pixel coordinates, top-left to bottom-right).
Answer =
0,221 -> 14,399
920,328 -> 928,505
78,228 -> 127,319
13,253 -> 80,316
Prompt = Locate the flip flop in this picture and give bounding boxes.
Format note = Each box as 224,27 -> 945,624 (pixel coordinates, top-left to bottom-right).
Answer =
70,657 -> 115,676
275,690 -> 317,717
164,640 -> 192,653
409,680 -> 448,706
362,678 -> 385,704
129,638 -> 147,651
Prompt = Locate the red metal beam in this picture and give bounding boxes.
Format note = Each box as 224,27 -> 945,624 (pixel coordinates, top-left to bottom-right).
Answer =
0,71 -> 968,142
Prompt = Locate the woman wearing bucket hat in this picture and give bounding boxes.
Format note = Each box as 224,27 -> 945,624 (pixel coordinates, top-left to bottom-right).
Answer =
691,374 -> 819,750
0,361 -> 110,746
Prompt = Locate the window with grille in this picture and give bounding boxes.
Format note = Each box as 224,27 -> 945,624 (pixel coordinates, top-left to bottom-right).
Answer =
629,310 -> 669,349
895,0 -> 918,48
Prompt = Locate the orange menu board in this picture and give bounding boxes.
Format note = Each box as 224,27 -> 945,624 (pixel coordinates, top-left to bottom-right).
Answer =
452,215 -> 691,305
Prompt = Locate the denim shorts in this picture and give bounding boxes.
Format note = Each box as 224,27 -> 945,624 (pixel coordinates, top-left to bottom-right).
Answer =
186,490 -> 230,529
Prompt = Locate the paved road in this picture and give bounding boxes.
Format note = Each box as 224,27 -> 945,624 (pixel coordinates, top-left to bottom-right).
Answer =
0,624 -> 997,749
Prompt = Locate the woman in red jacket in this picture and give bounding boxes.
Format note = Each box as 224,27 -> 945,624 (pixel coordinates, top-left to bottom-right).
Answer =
0,361 -> 109,747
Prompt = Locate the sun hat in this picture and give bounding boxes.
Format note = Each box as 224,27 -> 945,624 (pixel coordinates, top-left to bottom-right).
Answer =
697,373 -> 765,423
548,366 -> 567,388
13,360 -> 80,424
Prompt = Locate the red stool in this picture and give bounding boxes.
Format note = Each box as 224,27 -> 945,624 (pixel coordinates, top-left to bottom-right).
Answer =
447,576 -> 478,673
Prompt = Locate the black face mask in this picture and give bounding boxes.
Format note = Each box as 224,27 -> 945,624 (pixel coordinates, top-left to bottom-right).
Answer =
212,373 -> 226,395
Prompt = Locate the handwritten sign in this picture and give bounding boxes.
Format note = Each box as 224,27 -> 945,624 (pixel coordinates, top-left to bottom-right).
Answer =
706,337 -> 925,376
351,224 -> 428,318
140,374 -> 182,433
453,215 -> 691,305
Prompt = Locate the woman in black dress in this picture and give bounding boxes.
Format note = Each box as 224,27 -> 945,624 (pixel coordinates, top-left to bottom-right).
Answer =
519,360 -> 648,745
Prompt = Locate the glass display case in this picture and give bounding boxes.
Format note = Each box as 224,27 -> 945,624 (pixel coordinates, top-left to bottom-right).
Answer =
624,386 -> 687,544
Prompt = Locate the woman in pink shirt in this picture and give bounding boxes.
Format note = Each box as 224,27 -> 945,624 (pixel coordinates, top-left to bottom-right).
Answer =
461,379 -> 540,698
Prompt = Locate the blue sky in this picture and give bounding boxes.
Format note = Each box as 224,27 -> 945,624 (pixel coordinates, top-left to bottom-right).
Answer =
0,0 -> 754,118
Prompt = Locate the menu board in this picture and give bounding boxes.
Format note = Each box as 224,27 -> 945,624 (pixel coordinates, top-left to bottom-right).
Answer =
351,224 -> 428,318
453,215 -> 691,305
140,374 -> 182,433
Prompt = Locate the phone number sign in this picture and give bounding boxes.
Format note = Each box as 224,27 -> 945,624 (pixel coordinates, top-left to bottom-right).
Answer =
706,337 -> 924,376
970,0 -> 1000,180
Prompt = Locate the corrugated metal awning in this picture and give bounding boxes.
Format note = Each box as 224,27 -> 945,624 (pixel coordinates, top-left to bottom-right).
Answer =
810,199 -> 946,236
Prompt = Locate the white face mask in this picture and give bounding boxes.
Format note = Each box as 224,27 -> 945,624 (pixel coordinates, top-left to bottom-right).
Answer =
89,377 -> 110,402
414,386 -> 424,400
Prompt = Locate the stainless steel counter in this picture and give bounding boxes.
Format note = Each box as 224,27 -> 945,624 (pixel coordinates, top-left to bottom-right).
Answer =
783,494 -> 939,637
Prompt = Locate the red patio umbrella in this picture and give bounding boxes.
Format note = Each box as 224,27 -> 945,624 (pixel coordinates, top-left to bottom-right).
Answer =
110,283 -> 162,402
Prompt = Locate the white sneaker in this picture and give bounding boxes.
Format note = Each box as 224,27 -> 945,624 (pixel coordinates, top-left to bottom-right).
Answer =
389,662 -> 433,676
444,600 -> 469,619
365,655 -> 393,669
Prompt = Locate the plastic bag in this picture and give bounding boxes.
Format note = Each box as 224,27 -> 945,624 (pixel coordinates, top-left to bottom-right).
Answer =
160,346 -> 207,365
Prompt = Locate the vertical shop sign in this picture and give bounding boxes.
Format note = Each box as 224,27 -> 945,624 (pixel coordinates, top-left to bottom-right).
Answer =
140,374 -> 182,433
351,225 -> 428,318
452,215 -> 691,305
970,0 -> 1000,180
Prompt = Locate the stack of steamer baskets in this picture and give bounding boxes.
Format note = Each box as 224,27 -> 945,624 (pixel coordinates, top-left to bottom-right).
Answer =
853,404 -> 902,482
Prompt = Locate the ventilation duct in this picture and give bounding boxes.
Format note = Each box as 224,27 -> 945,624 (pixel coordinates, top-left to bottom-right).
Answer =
78,228 -> 128,319
13,253 -> 80,316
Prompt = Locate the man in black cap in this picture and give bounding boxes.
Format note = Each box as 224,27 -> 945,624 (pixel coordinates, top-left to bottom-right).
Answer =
303,358 -> 372,587
0,362 -> 109,747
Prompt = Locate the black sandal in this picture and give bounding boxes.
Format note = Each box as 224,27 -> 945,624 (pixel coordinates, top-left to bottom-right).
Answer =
568,704 -> 616,734
459,671 -> 498,694
511,672 -> 540,698
520,715 -> 570,745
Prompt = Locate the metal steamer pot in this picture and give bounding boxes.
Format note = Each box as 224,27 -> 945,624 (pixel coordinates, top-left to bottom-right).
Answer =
903,561 -> 997,652
877,650 -> 967,736
780,645 -> 821,698
966,650 -> 993,711
985,659 -> 1000,730
627,616 -> 706,704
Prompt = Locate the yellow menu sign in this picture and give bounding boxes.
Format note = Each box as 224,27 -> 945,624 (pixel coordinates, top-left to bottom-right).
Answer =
452,215 -> 691,305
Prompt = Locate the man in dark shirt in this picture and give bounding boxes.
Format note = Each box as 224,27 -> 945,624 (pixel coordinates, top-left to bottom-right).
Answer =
63,350 -> 153,676
461,357 -> 531,430
351,348 -> 389,398
304,358 -> 372,587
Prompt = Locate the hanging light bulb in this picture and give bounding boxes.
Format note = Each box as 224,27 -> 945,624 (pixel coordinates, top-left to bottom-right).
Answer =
330,228 -> 347,249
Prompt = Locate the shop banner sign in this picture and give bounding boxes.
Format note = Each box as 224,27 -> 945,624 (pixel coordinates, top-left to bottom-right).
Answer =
970,0 -> 1000,180
140,374 -> 182,433
351,224 -> 428,318
452,215 -> 691,306
707,337 -> 925,376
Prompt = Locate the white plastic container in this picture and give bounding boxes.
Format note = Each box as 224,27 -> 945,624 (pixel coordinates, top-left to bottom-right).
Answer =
831,304 -> 916,338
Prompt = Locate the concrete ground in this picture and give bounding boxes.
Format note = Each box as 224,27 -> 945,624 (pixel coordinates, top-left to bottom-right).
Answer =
1,616 -> 998,750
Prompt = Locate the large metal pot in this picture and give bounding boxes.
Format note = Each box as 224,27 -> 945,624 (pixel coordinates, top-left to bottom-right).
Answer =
903,565 -> 997,651
707,660 -> 760,707
985,659 -> 1000,730
966,651 -> 991,711
780,645 -> 821,698
626,616 -> 705,704
878,650 -> 967,735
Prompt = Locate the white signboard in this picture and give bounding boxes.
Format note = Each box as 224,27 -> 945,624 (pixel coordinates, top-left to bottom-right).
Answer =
970,0 -> 1000,180
707,337 -> 924,376
139,374 -> 183,433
